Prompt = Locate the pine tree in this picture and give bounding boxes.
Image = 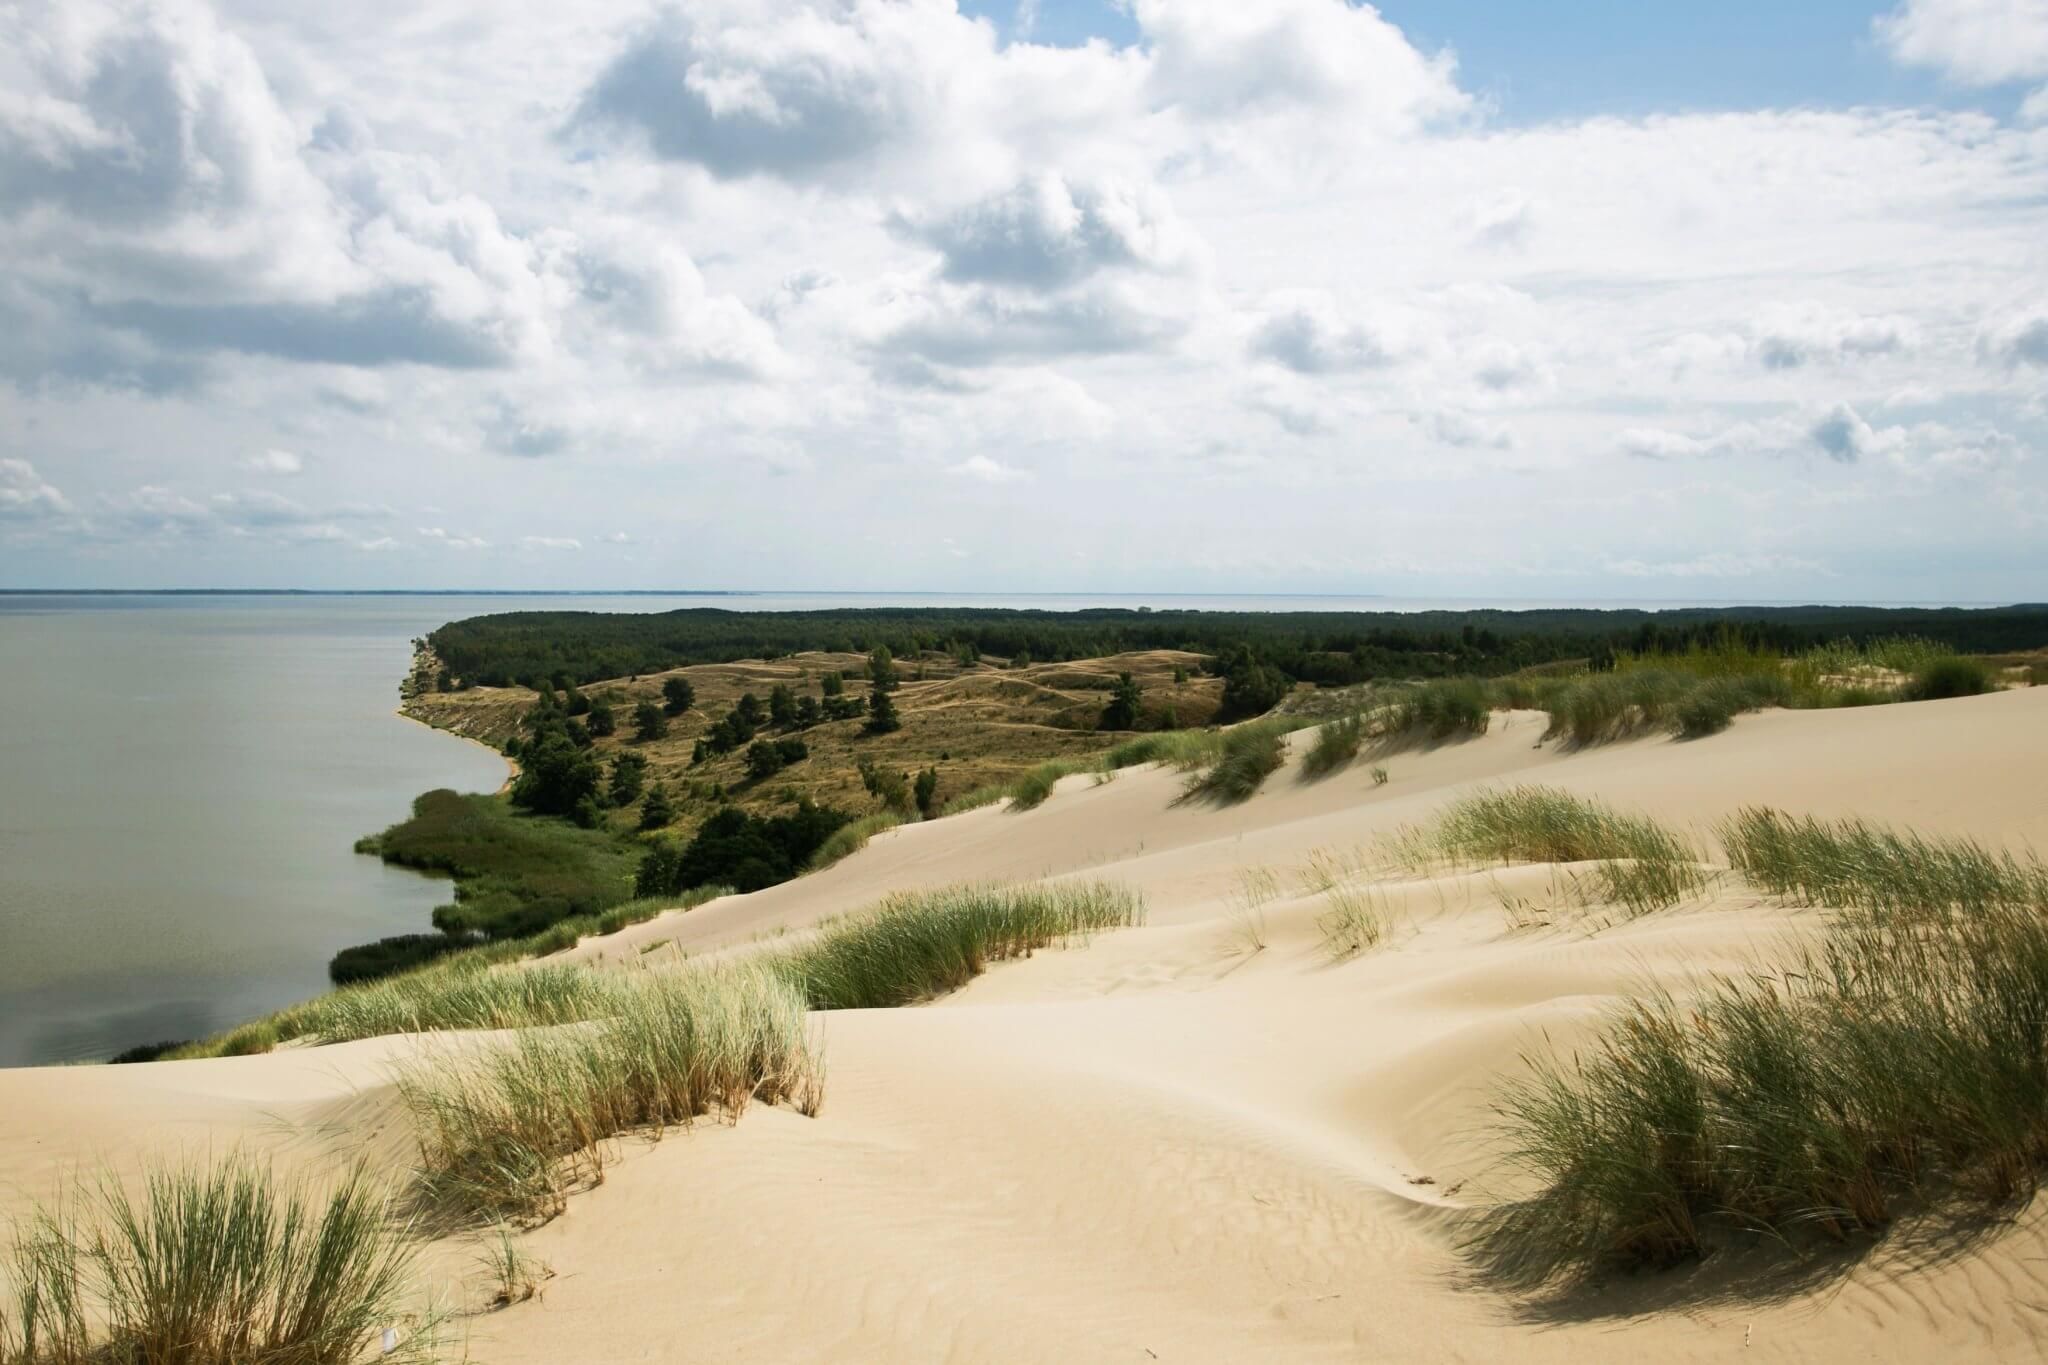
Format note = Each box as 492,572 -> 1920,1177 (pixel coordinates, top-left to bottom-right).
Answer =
865,676 -> 901,734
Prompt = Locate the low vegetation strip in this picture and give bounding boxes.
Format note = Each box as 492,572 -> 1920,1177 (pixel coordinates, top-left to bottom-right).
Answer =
1720,807 -> 2048,917
391,880 -> 1140,1225
782,882 -> 1145,1011
0,1158 -> 437,1364
1472,804 -> 2048,1290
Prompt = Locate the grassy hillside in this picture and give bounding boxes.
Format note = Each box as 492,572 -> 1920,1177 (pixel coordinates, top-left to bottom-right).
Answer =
405,646 -> 1223,836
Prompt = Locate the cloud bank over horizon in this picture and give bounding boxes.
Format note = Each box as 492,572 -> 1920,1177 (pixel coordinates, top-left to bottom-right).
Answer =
2,0 -> 2045,599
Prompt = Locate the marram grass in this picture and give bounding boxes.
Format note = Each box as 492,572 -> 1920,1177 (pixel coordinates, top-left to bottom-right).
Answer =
398,960 -> 820,1227
1385,786 -> 1708,918
395,881 -> 1142,1226
0,1157 -> 439,1364
806,812 -> 905,872
1471,805 -> 2048,1290
780,881 -> 1145,1011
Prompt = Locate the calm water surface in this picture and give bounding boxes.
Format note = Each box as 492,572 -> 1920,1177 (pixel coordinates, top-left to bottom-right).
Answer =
0,590 -> 1986,1067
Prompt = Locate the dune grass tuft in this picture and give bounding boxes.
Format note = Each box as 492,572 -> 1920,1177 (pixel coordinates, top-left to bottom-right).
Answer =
0,1157 -> 437,1364
782,881 -> 1144,1011
1382,679 -> 1493,741
1300,714 -> 1365,779
1473,803 -> 2048,1290
1720,807 -> 2048,918
1181,722 -> 1289,804
1473,897 -> 2048,1288
806,813 -> 905,872
393,880 -> 1140,1226
475,1225 -> 550,1309
1314,884 -> 1387,960
1005,759 -> 1089,811
1387,786 -> 1706,917
397,961 -> 819,1227
943,784 -> 1010,816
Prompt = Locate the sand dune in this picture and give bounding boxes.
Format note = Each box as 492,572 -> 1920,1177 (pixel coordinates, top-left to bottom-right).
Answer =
5,687 -> 2047,1361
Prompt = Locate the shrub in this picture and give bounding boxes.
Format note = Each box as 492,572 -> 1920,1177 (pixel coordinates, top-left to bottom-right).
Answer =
633,701 -> 668,742
1182,722 -> 1286,803
0,1156 -> 437,1363
637,802 -> 853,896
1907,656 -> 1993,701
661,676 -> 695,715
361,790 -> 639,942
914,767 -> 940,819
745,740 -> 786,781
1215,645 -> 1288,720
857,758 -> 914,814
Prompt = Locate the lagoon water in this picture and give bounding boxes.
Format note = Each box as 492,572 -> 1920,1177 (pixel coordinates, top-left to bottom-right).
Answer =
0,589 -> 1986,1067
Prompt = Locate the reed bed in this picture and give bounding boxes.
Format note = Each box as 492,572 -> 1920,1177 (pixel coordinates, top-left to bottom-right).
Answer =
0,1158 -> 437,1364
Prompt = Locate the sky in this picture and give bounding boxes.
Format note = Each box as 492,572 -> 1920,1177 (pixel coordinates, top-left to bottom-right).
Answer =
1,0 -> 2045,598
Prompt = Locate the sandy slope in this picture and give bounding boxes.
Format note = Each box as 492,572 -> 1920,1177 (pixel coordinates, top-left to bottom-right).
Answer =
5,687 -> 2048,1362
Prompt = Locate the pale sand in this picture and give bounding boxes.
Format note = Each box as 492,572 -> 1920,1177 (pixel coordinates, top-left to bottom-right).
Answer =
5,687 -> 2047,1361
